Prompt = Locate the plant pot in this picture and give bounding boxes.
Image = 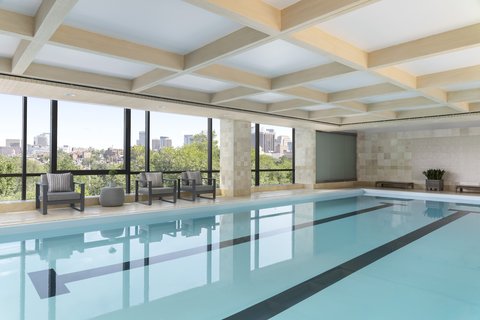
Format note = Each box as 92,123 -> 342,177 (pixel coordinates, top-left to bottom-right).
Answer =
425,179 -> 443,191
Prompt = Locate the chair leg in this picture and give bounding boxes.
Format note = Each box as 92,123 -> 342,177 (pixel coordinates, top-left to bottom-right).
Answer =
42,202 -> 47,215
80,197 -> 85,212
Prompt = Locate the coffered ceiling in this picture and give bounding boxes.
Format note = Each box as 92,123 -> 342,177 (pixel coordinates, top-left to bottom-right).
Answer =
0,0 -> 479,130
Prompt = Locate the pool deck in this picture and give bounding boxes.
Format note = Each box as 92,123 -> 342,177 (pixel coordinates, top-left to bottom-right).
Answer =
0,187 -> 479,228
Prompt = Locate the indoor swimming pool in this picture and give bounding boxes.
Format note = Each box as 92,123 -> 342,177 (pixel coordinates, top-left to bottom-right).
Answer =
1,192 -> 480,319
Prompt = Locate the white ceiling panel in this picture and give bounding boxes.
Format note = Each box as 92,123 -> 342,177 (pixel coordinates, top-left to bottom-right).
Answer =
0,0 -> 41,15
359,91 -> 420,104
397,46 -> 480,76
34,44 -> 154,79
63,0 -> 242,54
220,39 -> 332,77
0,33 -> 20,58
318,0 -> 480,51
308,71 -> 385,92
263,0 -> 301,9
163,74 -> 236,93
299,104 -> 336,111
246,92 -> 293,103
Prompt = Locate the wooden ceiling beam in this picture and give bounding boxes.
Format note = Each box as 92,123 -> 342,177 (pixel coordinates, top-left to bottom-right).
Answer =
12,0 -> 78,74
272,62 -> 355,90
211,86 -> 263,104
309,108 -> 358,119
418,65 -> 480,88
367,97 -> 439,112
195,64 -> 271,91
329,83 -> 404,103
282,0 -> 379,32
267,99 -> 313,113
448,88 -> 480,103
369,23 -> 480,68
184,0 -> 281,35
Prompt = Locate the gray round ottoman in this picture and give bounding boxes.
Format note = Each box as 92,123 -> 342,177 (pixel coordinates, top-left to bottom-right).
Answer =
99,187 -> 125,207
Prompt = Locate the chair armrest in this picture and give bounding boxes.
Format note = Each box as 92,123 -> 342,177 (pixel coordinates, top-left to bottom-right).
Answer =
73,181 -> 85,195
180,178 -> 196,186
201,178 -> 216,185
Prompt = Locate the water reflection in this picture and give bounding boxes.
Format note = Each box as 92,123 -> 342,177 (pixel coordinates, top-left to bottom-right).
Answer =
424,201 -> 447,219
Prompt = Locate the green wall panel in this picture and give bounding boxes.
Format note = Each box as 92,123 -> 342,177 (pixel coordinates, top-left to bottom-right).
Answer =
316,132 -> 356,182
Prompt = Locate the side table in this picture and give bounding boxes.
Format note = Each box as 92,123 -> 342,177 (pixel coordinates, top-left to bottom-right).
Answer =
99,186 -> 125,207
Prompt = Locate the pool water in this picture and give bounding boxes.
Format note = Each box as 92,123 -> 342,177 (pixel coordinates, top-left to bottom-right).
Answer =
1,195 -> 479,319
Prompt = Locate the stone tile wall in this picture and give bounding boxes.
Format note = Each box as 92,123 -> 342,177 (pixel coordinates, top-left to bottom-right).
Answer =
295,128 -> 316,188
220,119 -> 252,197
358,127 -> 480,189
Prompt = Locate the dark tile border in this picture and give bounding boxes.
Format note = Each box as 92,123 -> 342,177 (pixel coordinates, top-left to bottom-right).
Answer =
28,203 -> 393,299
224,210 -> 469,320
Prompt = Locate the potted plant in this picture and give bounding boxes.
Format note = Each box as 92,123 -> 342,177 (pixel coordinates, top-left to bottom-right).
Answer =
422,169 -> 445,191
108,169 -> 117,187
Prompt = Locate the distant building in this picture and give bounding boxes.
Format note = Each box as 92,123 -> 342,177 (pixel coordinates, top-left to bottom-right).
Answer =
151,139 -> 161,150
34,133 -> 50,147
275,135 -> 291,154
259,129 -> 275,153
184,135 -> 193,146
5,139 -> 21,148
137,131 -> 146,146
159,136 -> 172,149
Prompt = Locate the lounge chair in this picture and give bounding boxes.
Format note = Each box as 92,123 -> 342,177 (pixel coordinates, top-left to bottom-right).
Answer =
135,172 -> 177,205
178,171 -> 216,201
35,173 -> 85,215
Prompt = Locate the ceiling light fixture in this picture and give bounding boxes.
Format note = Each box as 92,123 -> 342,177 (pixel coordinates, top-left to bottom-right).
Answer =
65,93 -> 76,97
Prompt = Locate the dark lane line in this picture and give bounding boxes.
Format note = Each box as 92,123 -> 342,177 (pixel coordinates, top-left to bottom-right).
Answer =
224,210 -> 470,320
29,203 -> 394,299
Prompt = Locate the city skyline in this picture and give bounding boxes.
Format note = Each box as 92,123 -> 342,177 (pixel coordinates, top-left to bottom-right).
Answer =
0,93 -> 293,150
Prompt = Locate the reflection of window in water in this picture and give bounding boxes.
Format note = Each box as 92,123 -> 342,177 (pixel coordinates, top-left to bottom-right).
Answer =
424,201 -> 447,219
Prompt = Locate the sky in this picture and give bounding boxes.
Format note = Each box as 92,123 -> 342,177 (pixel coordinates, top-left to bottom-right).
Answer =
0,93 -> 293,149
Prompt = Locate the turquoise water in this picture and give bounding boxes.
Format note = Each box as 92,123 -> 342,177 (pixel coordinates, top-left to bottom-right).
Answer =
0,195 -> 479,319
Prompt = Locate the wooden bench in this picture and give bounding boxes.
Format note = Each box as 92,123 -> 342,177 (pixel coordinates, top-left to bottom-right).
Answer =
456,185 -> 480,193
375,181 -> 414,189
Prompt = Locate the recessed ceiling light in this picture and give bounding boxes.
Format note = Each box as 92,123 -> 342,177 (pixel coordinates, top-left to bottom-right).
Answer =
65,93 -> 76,97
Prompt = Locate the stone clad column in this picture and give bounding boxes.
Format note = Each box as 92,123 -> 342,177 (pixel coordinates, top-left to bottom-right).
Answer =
295,127 -> 316,189
220,119 -> 252,197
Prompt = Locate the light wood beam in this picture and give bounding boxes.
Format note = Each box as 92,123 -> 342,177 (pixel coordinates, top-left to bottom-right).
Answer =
335,101 -> 368,112
51,25 -> 184,71
341,114 -> 388,124
132,69 -> 177,92
223,99 -> 269,112
397,107 -> 458,119
211,87 -> 263,104
267,99 -> 313,113
274,109 -> 309,119
277,87 -> 328,103
368,110 -> 397,119
329,83 -> 404,103
367,97 -> 438,112
185,27 -> 270,69
12,0 -> 78,74
24,63 -> 132,91
195,64 -> 271,90
375,66 -> 470,112
309,108 -> 358,119
369,23 -> 480,68
0,9 -> 34,38
282,0 -> 379,32
272,62 -> 355,89
418,65 -> 480,88
448,88 -> 480,103
184,0 -> 281,35
290,27 -> 367,69
470,102 -> 480,111
0,57 -> 10,73
142,85 -> 211,104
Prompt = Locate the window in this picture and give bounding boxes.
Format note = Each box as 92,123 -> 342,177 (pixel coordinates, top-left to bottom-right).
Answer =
57,101 -> 124,171
149,113 -> 208,174
0,94 -> 22,200
251,123 -> 294,186
26,98 -> 51,199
